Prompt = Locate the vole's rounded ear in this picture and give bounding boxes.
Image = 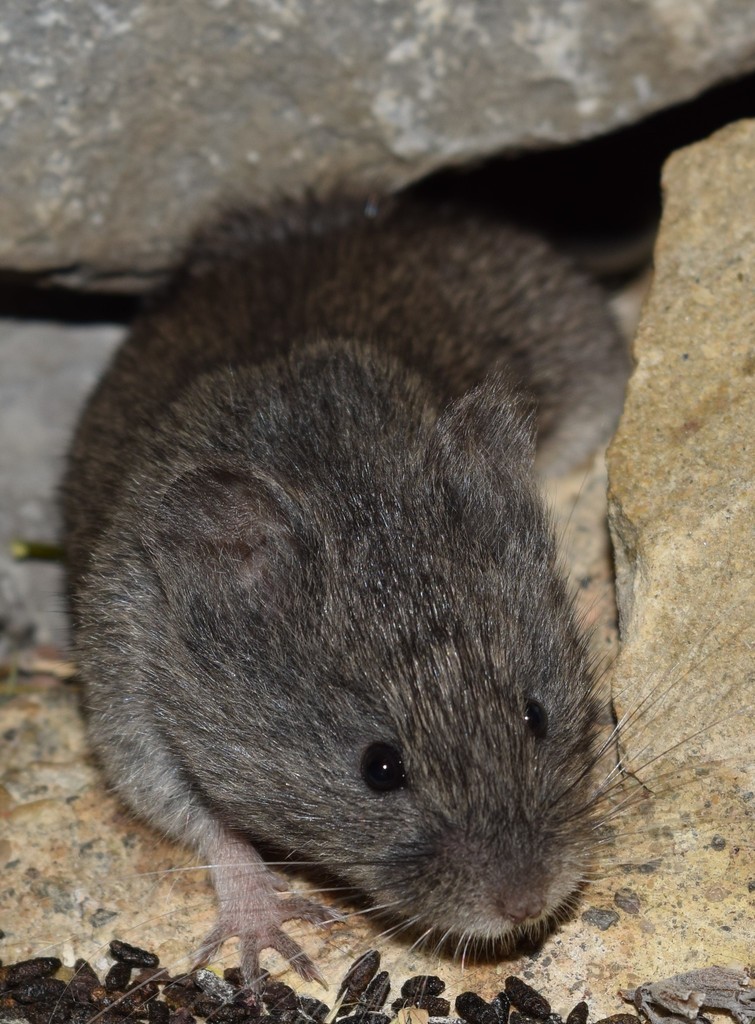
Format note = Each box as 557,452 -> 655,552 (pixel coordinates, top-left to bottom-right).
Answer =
145,466 -> 307,596
428,372 -> 536,490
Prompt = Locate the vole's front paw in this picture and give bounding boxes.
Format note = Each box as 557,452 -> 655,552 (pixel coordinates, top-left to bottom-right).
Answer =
193,895 -> 342,989
196,827 -> 343,988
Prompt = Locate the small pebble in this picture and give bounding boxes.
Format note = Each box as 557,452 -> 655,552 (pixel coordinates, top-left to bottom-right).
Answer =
613,888 -> 641,916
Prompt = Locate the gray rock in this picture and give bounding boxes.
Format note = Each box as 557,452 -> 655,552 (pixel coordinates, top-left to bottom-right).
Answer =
2,1 -> 755,281
0,319 -> 123,655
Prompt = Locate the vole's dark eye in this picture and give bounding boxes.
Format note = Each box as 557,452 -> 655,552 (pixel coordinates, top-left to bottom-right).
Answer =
524,699 -> 548,739
361,742 -> 406,792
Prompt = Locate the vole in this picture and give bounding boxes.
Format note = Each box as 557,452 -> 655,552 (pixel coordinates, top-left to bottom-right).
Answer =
62,196 -> 630,986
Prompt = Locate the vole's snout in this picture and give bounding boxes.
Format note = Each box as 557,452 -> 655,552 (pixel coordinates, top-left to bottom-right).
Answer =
495,887 -> 547,925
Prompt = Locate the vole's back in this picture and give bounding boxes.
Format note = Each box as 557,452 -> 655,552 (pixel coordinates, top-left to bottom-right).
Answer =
63,197 -> 627,586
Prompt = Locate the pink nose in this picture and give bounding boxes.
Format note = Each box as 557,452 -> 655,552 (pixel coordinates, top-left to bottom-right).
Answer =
496,890 -> 545,924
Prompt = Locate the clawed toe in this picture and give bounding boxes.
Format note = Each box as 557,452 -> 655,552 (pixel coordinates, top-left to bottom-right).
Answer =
259,928 -> 323,985
192,894 -> 339,989
280,894 -> 346,926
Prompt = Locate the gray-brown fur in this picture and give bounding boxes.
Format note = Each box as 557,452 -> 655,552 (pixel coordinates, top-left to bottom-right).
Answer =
62,196 -> 629,983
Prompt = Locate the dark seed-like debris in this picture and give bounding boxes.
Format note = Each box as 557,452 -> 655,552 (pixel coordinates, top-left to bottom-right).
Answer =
163,975 -> 197,990
593,1016 -> 640,1024
11,978 -> 68,1004
133,982 -> 161,1004
270,1012 -> 297,1024
425,1001 -> 452,1017
109,940 -> 160,969
148,1001 -> 171,1024
134,968 -> 171,988
0,1006 -> 33,1022
104,962 -> 132,992
203,1002 -> 260,1023
297,997 -> 330,1023
489,994 -> 510,1024
401,978 -> 447,1001
337,951 -> 381,1005
92,983 -> 142,1010
195,969 -> 236,1005
0,941 -> 656,1024
231,989 -> 263,1015
169,1009 -> 197,1024
362,1014 -> 390,1024
566,1003 -> 589,1024
164,984 -> 201,1011
17,1001 -> 71,1024
510,1012 -> 540,1024
68,960 -> 101,1003
72,1010 -> 124,1024
0,958 -> 63,992
337,1016 -> 389,1024
456,992 -> 498,1024
394,999 -> 451,1016
93,987 -> 152,1018
194,996 -> 225,1017
505,979 -> 551,1020
262,981 -> 298,1012
359,971 -> 391,1014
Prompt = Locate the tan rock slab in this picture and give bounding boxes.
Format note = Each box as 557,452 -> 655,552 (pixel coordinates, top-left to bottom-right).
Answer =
606,119 -> 754,979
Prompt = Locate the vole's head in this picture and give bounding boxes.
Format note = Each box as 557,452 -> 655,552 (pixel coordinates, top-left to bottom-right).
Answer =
142,349 -> 606,950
